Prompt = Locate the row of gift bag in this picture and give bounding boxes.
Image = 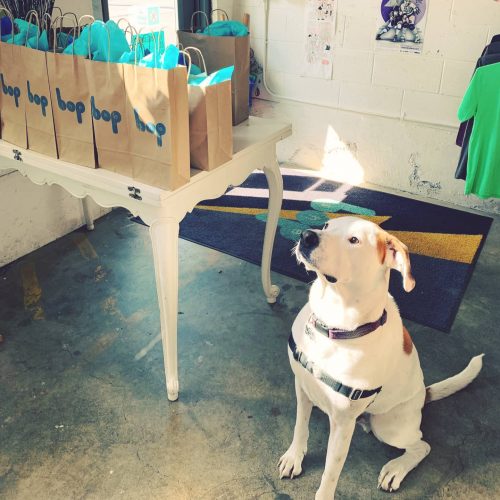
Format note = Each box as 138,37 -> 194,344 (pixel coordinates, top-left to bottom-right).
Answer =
0,13 -> 244,190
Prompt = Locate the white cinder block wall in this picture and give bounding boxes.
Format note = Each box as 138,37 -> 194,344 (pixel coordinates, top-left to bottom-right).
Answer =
232,0 -> 500,213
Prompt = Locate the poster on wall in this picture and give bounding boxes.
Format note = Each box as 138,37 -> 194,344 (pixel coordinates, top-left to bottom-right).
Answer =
303,0 -> 337,79
375,0 -> 427,54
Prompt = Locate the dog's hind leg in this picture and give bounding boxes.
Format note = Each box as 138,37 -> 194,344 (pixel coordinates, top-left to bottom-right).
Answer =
278,378 -> 313,479
371,390 -> 430,491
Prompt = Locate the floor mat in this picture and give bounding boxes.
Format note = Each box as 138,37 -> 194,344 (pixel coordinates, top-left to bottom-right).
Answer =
178,170 -> 493,332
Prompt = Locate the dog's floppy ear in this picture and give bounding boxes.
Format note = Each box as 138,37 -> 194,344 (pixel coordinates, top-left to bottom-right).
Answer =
378,231 -> 415,292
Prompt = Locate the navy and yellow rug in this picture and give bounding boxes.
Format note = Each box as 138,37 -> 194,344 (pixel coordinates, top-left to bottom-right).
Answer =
179,170 -> 493,332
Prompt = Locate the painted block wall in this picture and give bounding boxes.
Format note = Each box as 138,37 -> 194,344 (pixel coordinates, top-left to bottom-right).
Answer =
234,0 -> 500,213
54,0 -> 94,16
0,172 -> 107,268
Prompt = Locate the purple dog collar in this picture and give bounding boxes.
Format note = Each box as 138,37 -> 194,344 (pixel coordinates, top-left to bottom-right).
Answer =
309,310 -> 388,340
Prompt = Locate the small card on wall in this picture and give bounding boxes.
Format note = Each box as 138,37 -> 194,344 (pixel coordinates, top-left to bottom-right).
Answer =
303,0 -> 337,79
375,0 -> 428,54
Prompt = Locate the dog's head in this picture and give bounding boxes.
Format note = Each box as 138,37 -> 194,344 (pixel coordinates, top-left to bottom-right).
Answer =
296,216 -> 415,293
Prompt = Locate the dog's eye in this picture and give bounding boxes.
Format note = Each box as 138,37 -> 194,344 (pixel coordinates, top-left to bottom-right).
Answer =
348,236 -> 360,245
323,222 -> 329,230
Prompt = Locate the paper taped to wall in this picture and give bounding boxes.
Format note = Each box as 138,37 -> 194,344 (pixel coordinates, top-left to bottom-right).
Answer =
303,0 -> 336,79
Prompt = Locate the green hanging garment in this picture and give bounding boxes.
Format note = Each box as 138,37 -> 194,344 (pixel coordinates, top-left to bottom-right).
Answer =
458,62 -> 500,199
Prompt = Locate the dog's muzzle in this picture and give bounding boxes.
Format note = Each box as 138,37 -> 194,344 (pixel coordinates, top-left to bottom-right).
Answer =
298,230 -> 337,283
298,230 -> 319,260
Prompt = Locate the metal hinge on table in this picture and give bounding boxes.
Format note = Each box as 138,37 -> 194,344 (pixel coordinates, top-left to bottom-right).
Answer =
12,149 -> 22,161
128,186 -> 142,200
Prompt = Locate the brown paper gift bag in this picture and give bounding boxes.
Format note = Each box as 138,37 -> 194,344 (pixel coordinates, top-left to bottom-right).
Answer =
185,48 -> 233,171
123,63 -> 190,190
46,25 -> 95,168
20,46 -> 58,157
19,13 -> 58,158
84,23 -> 130,176
178,11 -> 250,126
85,59 -> 129,175
0,32 -> 27,147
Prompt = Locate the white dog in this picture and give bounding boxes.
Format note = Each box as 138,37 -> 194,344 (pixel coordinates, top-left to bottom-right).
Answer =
278,216 -> 483,499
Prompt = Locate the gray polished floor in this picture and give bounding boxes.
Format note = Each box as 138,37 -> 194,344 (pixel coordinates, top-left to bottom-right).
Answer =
0,206 -> 499,499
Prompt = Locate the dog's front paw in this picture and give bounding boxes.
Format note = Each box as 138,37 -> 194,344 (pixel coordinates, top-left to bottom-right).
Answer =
278,446 -> 305,479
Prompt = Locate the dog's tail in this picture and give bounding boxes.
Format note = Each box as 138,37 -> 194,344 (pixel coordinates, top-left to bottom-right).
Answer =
425,354 -> 484,404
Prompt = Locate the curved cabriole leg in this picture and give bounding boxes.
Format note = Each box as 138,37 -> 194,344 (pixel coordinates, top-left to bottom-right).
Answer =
82,196 -> 94,230
261,159 -> 283,304
149,217 -> 180,401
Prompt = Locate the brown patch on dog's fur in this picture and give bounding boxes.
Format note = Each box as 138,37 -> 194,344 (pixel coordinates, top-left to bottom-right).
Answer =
377,235 -> 387,264
403,326 -> 413,355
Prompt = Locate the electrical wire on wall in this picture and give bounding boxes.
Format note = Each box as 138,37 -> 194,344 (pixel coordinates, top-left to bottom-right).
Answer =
262,0 -> 340,108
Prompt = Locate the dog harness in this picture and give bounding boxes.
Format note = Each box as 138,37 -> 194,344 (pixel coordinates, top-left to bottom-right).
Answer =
288,310 -> 387,401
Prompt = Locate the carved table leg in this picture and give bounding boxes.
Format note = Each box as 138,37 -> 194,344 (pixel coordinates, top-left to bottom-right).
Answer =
149,218 -> 180,401
81,197 -> 95,231
261,159 -> 283,304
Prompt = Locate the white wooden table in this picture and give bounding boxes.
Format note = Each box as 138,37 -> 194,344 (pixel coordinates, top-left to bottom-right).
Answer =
0,116 -> 292,401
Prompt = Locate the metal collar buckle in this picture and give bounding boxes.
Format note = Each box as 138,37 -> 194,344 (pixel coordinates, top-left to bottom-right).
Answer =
349,389 -> 363,401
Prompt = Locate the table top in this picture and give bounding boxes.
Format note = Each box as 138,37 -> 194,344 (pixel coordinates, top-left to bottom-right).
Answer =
0,116 -> 292,210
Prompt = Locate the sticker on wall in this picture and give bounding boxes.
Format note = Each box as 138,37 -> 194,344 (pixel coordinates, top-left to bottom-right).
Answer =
303,1 -> 337,79
128,4 -> 161,27
375,0 -> 427,54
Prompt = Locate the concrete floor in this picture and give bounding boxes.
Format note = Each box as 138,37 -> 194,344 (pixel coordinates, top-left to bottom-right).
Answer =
0,206 -> 499,500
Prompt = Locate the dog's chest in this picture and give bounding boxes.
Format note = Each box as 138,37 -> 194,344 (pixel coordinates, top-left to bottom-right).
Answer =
290,302 -> 425,416
292,305 -> 395,384
288,348 -> 362,416
290,306 -> 389,415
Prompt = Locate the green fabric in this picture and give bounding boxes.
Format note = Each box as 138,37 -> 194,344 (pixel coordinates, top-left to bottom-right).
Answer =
458,63 -> 500,199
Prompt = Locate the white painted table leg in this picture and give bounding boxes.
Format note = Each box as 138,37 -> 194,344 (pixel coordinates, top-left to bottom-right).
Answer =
81,197 -> 95,231
149,218 -> 180,401
261,159 -> 283,304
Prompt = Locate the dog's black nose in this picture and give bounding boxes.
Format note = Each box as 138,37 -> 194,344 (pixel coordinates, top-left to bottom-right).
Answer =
300,230 -> 319,249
